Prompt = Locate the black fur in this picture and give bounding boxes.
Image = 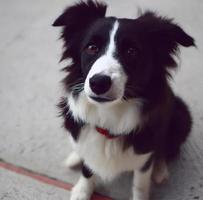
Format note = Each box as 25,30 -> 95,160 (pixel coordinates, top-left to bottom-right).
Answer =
165,96 -> 192,160
124,94 -> 192,161
140,154 -> 154,172
58,97 -> 84,140
82,163 -> 93,178
54,1 -> 194,161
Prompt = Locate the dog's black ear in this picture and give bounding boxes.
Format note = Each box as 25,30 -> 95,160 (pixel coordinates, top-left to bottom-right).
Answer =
52,0 -> 107,27
170,25 -> 195,47
138,11 -> 195,51
53,1 -> 107,62
137,11 -> 195,70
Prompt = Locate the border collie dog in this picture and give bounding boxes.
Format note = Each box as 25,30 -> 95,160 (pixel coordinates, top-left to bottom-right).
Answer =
53,1 -> 195,199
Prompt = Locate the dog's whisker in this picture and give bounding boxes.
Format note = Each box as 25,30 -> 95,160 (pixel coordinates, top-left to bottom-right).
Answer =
71,82 -> 84,92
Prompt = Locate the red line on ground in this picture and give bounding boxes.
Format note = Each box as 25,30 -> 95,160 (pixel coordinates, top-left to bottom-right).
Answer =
0,161 -> 112,200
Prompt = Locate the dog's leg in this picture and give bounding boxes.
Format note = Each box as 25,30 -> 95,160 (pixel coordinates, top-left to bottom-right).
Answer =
64,151 -> 82,168
152,159 -> 169,184
132,165 -> 153,200
70,164 -> 94,200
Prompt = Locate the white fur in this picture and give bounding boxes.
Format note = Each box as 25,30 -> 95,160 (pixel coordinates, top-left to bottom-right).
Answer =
68,92 -> 142,135
133,167 -> 153,200
64,151 -> 82,168
106,20 -> 119,56
71,176 -> 94,200
72,124 -> 151,181
84,21 -> 127,101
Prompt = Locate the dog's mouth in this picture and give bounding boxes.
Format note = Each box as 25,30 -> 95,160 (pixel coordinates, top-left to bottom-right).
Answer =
89,96 -> 115,103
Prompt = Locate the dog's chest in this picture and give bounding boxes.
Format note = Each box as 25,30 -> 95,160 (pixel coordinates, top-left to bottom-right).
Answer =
75,125 -> 151,180
68,93 -> 142,135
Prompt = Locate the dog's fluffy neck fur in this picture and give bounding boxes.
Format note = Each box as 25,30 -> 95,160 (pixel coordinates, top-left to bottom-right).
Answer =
68,91 -> 142,135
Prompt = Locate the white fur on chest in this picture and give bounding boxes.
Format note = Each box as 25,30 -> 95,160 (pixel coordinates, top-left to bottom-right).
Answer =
74,125 -> 151,181
68,92 -> 142,135
67,92 -> 149,181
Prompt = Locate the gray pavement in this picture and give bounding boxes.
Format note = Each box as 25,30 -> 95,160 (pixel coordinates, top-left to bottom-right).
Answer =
0,0 -> 203,200
0,168 -> 71,200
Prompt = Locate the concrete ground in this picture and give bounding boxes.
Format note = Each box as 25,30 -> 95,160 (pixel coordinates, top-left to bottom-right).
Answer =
0,0 -> 203,199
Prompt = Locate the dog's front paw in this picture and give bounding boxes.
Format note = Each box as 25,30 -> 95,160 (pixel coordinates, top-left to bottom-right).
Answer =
132,193 -> 149,200
70,177 -> 94,200
70,189 -> 91,200
152,159 -> 169,184
64,151 -> 82,168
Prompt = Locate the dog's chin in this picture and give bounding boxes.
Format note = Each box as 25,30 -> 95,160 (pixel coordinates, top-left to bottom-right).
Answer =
90,96 -> 115,102
86,94 -> 120,105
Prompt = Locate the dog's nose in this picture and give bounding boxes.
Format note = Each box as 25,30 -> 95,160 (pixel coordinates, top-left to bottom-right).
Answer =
89,74 -> 111,95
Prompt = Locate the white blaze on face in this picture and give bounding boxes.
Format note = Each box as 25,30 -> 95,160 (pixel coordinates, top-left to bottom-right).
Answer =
84,20 -> 127,101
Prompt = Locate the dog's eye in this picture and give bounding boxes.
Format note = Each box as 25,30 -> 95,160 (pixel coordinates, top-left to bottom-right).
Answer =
127,47 -> 137,56
85,44 -> 99,55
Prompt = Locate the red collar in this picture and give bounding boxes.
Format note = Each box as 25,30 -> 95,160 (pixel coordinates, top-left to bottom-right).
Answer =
96,127 -> 118,139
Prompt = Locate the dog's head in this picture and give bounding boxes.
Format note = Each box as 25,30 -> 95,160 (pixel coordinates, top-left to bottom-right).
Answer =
53,0 -> 195,104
